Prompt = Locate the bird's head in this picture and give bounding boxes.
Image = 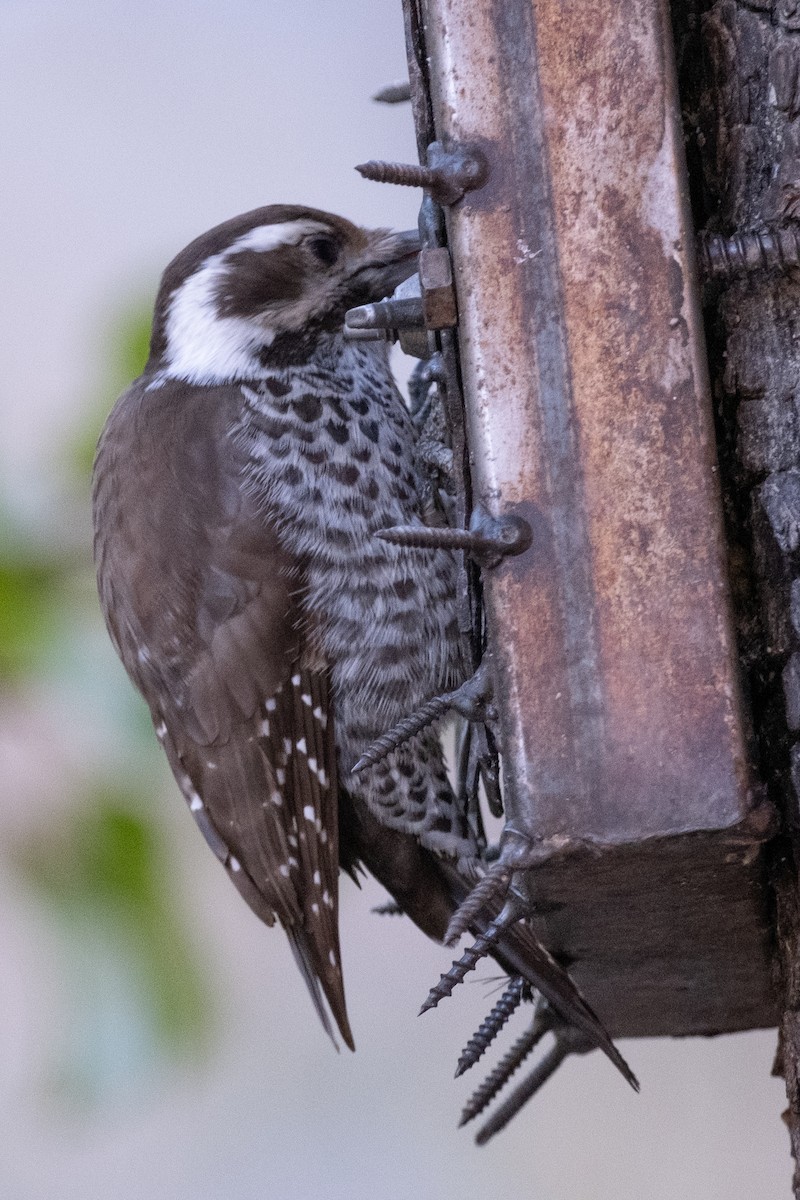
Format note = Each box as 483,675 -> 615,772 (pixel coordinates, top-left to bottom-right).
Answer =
146,205 -> 420,385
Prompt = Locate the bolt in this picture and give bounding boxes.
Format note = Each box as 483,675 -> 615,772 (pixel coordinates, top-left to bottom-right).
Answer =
345,296 -> 425,331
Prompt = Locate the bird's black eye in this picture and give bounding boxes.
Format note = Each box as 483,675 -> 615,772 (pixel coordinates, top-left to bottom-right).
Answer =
308,237 -> 339,267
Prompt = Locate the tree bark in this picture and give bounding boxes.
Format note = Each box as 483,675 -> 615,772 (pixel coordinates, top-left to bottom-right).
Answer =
676,1 -> 800,1188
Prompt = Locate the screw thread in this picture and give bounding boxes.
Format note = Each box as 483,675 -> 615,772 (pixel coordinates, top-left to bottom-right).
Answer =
372,82 -> 412,104
356,160 -> 436,188
444,865 -> 512,946
375,524 -> 481,553
697,225 -> 800,280
420,910 -> 515,1015
474,1040 -> 571,1144
459,1010 -> 553,1127
455,977 -> 527,1078
351,694 -> 452,774
375,515 -> 531,563
345,297 -> 425,331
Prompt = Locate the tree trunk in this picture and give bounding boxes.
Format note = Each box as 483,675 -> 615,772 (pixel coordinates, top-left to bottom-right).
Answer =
676,0 -> 800,1188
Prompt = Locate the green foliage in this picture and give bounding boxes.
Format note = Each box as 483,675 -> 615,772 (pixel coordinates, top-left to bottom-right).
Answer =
112,306 -> 154,384
0,552 -> 69,683
69,303 -> 153,483
17,790 -> 212,1085
3,297 -> 214,1104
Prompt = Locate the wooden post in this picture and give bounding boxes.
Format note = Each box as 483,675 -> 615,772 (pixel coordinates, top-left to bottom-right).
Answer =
402,0 -> 776,1038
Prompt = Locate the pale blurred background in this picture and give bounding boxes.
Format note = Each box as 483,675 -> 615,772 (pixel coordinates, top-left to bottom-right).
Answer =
0,2 -> 789,1196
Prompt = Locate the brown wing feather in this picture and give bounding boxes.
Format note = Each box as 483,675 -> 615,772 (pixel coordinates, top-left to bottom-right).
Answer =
94,379 -> 352,1048
163,666 -> 351,1048
260,667 -> 351,1048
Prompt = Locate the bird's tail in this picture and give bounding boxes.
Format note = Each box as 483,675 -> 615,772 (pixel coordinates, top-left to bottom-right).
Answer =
341,787 -> 636,1089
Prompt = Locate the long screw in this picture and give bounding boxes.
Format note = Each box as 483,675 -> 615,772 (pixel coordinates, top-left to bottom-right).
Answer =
375,512 -> 531,567
697,224 -> 800,280
459,1007 -> 554,1127
352,659 -> 495,775
372,82 -> 411,104
420,904 -> 519,1014
356,143 -> 488,206
474,1038 -> 576,1144
357,160 -> 440,189
455,977 -> 527,1077
376,523 -> 489,553
444,864 -> 512,946
351,694 -> 454,774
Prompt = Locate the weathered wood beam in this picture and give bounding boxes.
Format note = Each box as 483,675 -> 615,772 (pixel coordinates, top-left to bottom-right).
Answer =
406,0 -> 776,1036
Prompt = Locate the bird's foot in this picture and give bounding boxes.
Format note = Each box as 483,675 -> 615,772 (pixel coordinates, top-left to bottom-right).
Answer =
445,827 -> 604,945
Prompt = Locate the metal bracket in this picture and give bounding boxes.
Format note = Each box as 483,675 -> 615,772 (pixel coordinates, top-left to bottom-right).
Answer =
344,246 -> 458,345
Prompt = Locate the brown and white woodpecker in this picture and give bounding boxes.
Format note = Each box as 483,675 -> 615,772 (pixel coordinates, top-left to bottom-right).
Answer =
92,205 -> 632,1083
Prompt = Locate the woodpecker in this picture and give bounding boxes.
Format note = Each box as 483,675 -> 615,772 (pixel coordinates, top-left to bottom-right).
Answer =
92,206 -> 633,1092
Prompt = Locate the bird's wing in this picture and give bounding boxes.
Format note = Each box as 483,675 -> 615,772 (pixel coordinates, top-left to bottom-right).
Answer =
162,659 -> 351,1052
96,380 -> 352,1049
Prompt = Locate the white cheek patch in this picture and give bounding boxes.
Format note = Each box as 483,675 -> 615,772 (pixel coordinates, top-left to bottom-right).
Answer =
162,263 -> 270,385
160,219 -> 330,385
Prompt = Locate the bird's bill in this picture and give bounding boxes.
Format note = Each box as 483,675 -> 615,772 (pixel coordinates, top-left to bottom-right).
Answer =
355,228 -> 421,300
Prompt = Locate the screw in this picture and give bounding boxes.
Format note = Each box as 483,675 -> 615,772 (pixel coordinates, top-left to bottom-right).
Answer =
351,694 -> 454,774
697,224 -> 800,280
455,977 -> 528,1077
345,296 -> 425,332
352,660 -> 496,775
356,159 -> 438,188
420,901 -> 521,1014
342,326 -> 393,343
459,1006 -> 554,1126
444,862 -> 512,946
474,1036 -> 583,1144
372,81 -> 411,104
356,141 -> 488,206
375,506 -> 532,569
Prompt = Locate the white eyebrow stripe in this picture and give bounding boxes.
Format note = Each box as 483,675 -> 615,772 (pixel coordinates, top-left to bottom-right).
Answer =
228,219 -> 330,255
160,219 -> 330,386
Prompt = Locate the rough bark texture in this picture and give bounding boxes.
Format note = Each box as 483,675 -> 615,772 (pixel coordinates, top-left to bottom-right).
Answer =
674,1 -> 800,1187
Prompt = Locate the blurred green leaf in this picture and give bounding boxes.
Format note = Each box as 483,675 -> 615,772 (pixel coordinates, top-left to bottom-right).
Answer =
69,304 -> 153,483
0,557 -> 66,682
113,306 -> 154,382
17,787 -> 212,1094
7,295 -> 214,1105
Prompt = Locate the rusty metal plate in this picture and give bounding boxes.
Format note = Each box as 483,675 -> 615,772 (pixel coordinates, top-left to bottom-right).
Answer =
418,0 -> 776,1032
